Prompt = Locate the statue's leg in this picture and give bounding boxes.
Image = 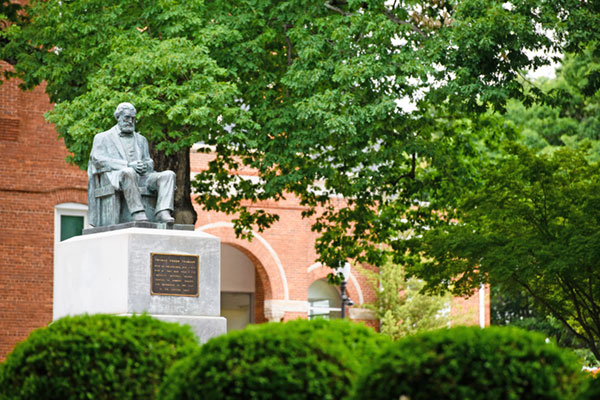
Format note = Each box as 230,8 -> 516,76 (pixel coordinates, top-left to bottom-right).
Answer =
147,171 -> 175,222
147,171 -> 176,213
118,167 -> 146,216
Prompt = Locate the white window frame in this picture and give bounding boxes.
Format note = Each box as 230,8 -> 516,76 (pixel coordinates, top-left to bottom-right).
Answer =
54,202 -> 88,247
308,300 -> 342,320
308,280 -> 342,320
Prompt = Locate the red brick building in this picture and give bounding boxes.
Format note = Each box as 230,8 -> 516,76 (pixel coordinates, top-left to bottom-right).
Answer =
0,66 -> 489,360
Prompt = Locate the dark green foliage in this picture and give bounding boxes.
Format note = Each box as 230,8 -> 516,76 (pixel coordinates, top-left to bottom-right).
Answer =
503,43 -> 600,157
158,318 -> 387,400
409,144 -> 600,359
0,1 -> 24,64
354,326 -> 584,400
578,376 -> 600,400
491,285 -> 598,366
1,0 -> 599,268
191,0 -> 560,269
0,314 -> 198,400
1,0 -> 577,271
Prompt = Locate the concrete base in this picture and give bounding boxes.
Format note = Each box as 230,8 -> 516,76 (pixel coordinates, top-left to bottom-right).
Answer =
83,221 -> 194,235
55,228 -> 226,343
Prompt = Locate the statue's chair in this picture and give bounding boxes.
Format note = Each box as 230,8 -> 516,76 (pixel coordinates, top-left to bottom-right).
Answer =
91,173 -> 157,226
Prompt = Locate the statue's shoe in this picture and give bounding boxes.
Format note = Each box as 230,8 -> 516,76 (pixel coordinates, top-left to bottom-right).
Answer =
155,210 -> 175,223
132,211 -> 149,222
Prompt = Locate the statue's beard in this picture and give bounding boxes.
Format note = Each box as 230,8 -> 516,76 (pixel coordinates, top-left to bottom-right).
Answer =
119,124 -> 134,134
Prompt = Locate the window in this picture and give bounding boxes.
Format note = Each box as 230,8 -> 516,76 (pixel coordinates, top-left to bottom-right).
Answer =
308,280 -> 342,320
54,203 -> 88,244
60,215 -> 84,241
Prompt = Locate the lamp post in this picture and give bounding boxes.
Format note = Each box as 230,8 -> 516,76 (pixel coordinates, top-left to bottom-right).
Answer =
339,262 -> 354,319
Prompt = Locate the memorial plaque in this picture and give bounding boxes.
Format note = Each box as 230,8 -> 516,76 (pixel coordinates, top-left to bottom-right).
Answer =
151,253 -> 199,296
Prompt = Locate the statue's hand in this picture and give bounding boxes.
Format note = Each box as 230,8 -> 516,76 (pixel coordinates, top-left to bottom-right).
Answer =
138,162 -> 147,174
128,161 -> 146,174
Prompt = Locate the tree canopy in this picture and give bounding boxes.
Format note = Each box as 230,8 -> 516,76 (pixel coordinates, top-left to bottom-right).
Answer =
408,144 -> 600,358
504,43 -> 600,156
1,1 -> 258,223
481,45 -> 600,358
1,0 -> 597,269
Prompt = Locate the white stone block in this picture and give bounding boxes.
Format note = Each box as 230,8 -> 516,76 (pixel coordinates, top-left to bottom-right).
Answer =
54,228 -> 226,341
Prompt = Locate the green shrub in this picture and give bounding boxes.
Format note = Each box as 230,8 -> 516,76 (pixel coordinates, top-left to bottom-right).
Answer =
578,375 -> 600,400
353,326 -> 584,400
159,318 -> 388,400
0,314 -> 198,400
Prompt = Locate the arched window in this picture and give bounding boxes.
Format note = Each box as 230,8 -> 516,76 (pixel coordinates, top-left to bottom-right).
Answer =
308,280 -> 342,320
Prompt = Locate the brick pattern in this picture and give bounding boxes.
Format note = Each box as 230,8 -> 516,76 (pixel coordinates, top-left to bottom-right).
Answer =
0,65 -> 88,359
0,118 -> 19,141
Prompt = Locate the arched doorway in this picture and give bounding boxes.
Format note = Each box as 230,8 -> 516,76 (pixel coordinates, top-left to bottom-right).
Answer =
220,244 -> 256,331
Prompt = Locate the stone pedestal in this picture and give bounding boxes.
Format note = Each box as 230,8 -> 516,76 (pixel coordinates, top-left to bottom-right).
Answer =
54,228 -> 226,343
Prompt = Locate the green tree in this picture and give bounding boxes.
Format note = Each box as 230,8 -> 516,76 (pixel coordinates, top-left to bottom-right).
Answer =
504,43 -> 600,157
192,0 -> 562,264
491,45 -> 600,358
361,259 -> 450,340
1,1 -> 258,224
2,0 -> 597,269
490,285 -> 594,362
0,1 -> 23,61
408,144 -> 600,359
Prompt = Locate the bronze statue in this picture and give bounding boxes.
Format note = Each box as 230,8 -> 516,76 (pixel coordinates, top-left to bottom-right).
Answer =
88,103 -> 175,226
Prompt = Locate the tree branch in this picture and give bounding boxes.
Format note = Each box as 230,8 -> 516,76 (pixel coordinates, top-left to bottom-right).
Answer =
514,276 -> 595,355
517,70 -> 543,93
324,2 -> 352,16
558,274 -> 600,338
561,276 -> 595,336
283,23 -> 294,98
398,152 -> 417,181
283,24 -> 294,67
382,8 -> 425,38
323,2 -> 425,38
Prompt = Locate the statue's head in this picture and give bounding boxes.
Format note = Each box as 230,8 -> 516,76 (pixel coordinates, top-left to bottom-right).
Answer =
114,102 -> 136,134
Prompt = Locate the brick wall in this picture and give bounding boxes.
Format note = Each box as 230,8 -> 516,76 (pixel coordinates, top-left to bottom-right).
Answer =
0,64 -> 88,358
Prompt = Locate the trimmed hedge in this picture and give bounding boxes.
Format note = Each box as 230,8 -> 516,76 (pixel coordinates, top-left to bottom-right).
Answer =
158,318 -> 388,400
353,326 -> 584,400
578,376 -> 600,400
0,314 -> 198,400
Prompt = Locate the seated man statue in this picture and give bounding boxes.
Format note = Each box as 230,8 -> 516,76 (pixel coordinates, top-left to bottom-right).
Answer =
88,102 -> 175,225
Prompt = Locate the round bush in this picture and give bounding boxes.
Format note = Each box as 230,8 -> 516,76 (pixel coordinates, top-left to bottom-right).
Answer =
578,375 -> 600,400
0,314 -> 199,400
353,326 -> 584,400
159,318 -> 388,400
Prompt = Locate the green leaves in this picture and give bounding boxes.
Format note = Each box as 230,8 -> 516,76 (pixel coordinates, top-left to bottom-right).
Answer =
36,10 -> 253,168
354,326 -> 584,400
4,0 -> 599,285
0,314 -> 198,400
410,144 -> 600,358
190,0 -> 568,270
360,258 -> 450,341
158,319 -> 388,400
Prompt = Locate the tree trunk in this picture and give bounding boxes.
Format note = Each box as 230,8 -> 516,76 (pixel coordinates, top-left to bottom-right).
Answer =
149,144 -> 197,225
